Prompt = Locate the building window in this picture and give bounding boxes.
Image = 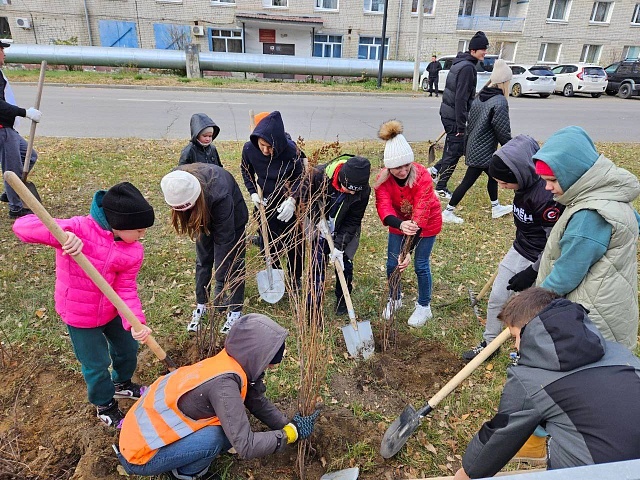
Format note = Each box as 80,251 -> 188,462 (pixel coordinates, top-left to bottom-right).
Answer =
154,24 -> 191,50
547,0 -> 571,21
0,17 -> 10,38
313,34 -> 342,57
459,0 -> 474,16
631,3 -> 640,23
590,1 -> 613,23
538,42 -> 561,62
316,0 -> 338,9
211,0 -> 236,4
458,39 -> 469,52
358,36 -> 389,59
210,29 -> 243,53
580,44 -> 602,62
494,41 -> 517,61
490,0 -> 510,17
263,0 -> 287,7
622,45 -> 640,59
411,0 -> 435,15
364,0 -> 385,13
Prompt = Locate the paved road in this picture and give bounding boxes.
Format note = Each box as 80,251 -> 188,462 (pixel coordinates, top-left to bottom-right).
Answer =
11,84 -> 639,142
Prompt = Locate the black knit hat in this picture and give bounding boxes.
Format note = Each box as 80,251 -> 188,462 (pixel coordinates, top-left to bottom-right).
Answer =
338,156 -> 371,192
102,182 -> 155,230
0,40 -> 10,48
469,31 -> 489,51
488,155 -> 518,184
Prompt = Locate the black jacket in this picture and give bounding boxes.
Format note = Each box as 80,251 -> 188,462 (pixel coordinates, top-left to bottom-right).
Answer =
0,73 -> 26,128
463,299 -> 640,478
439,52 -> 478,134
465,86 -> 511,168
426,60 -> 442,79
178,113 -> 222,167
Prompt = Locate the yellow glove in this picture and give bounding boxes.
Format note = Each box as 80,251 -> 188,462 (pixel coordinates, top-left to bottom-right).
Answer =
283,422 -> 298,444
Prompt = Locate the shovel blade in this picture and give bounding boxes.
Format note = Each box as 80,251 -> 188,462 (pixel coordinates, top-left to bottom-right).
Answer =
256,268 -> 285,304
380,404 -> 421,458
428,144 -> 437,164
341,320 -> 375,360
24,180 -> 41,203
320,467 -> 359,480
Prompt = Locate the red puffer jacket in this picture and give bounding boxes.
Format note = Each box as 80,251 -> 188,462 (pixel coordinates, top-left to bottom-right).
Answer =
375,162 -> 442,237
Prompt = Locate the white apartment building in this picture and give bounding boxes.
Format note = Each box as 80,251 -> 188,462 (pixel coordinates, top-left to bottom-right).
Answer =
0,0 -> 639,68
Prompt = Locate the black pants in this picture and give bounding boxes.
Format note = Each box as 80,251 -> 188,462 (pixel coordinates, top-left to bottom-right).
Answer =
435,133 -> 465,191
428,77 -> 439,95
260,212 -> 303,284
449,166 -> 498,207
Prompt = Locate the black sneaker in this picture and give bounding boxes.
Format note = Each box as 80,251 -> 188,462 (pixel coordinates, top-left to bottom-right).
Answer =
114,380 -> 147,400
335,299 -> 348,316
97,400 -> 125,428
9,207 -> 33,219
0,192 -> 8,202
462,341 -> 499,363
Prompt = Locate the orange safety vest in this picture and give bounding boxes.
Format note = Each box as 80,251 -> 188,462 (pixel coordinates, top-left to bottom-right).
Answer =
119,349 -> 248,465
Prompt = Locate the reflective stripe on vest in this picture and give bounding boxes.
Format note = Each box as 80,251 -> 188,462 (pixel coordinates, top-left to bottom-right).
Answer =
119,349 -> 248,464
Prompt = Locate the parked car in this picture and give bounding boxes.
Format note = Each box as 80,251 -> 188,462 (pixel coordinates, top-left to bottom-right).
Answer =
604,59 -> 640,99
509,65 -> 556,98
551,64 -> 607,97
420,54 -> 498,93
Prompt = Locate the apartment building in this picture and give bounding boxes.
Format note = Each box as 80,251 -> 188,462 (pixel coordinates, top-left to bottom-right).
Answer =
0,0 -> 639,67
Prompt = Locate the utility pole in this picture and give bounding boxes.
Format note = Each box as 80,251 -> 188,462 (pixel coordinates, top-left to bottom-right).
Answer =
412,0 -> 425,91
376,0 -> 390,89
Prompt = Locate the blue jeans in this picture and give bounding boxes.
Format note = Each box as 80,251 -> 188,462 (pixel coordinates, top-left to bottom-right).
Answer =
386,233 -> 436,307
117,425 -> 231,477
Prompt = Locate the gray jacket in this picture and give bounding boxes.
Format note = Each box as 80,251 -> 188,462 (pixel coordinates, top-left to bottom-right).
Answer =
465,86 -> 511,168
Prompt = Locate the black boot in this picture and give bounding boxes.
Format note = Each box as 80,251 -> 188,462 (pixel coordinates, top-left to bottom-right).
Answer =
335,298 -> 348,316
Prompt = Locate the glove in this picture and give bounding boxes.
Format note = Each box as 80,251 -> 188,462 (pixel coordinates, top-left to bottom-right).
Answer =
291,409 -> 320,440
329,248 -> 344,270
316,219 -> 330,237
25,107 -> 42,123
250,193 -> 266,208
507,265 -> 538,292
276,197 -> 296,222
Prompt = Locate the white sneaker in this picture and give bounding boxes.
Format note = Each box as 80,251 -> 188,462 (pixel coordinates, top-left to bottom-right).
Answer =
442,209 -> 464,224
220,311 -> 242,334
408,303 -> 433,327
428,166 -> 438,184
492,204 -> 513,219
187,306 -> 206,332
382,298 -> 403,321
436,189 -> 452,201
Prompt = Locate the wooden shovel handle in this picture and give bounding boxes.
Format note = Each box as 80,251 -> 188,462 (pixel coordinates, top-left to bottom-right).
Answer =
5,171 -> 177,371
23,61 -> 46,182
249,109 -> 256,132
255,185 -> 273,270
477,270 -> 498,303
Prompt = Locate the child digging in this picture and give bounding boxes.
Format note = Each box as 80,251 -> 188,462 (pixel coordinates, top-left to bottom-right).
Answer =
12,182 -> 154,428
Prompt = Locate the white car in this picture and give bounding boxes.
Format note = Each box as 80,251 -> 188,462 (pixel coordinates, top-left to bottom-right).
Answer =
420,54 -> 498,94
551,64 -> 608,98
509,65 -> 556,98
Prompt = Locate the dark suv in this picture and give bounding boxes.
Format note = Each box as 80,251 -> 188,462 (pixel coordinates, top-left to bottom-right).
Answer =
604,60 -> 640,99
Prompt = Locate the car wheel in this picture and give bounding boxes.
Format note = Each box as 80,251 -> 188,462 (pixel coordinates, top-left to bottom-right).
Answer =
539,93 -> 550,98
605,89 -> 616,96
590,93 -> 602,98
421,78 -> 429,92
511,83 -> 522,98
562,83 -> 574,97
618,84 -> 632,99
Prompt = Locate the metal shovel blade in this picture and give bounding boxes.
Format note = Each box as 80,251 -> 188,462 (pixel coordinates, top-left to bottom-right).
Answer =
256,268 -> 285,304
380,404 -> 422,458
320,467 -> 360,480
24,179 -> 41,202
341,320 -> 375,360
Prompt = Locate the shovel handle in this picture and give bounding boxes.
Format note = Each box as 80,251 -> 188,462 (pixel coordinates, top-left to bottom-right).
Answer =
255,185 -> 274,275
23,61 -> 47,182
249,109 -> 256,132
476,270 -> 498,303
5,171 -> 177,371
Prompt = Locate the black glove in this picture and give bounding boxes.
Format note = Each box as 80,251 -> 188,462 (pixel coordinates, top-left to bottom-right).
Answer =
507,266 -> 538,292
292,409 -> 320,440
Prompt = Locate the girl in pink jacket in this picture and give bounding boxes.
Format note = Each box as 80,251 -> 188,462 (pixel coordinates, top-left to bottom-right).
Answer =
12,182 -> 154,428
375,121 -> 443,327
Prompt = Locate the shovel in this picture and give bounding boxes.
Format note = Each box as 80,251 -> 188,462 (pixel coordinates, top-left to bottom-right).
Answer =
427,130 -> 446,165
255,185 -> 285,304
5,171 -> 177,372
321,219 -> 374,360
380,328 -> 511,458
320,467 -> 359,480
469,270 -> 498,325
20,60 -> 47,202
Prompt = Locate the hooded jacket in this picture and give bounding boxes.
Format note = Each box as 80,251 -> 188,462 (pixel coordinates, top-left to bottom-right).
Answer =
178,113 -> 222,167
0,71 -> 26,128
494,135 -> 563,263
462,299 -> 640,478
535,127 -> 640,349
241,111 -> 304,213
119,314 -> 289,463
439,52 -> 478,134
465,86 -> 511,168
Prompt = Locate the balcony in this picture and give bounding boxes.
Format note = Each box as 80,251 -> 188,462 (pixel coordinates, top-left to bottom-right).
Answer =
457,15 -> 525,33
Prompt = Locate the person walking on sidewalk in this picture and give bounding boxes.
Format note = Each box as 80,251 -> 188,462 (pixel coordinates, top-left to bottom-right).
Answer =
429,31 -> 489,200
12,183 -> 154,427
426,55 -> 442,97
178,113 -> 222,167
375,120 -> 442,327
161,164 -> 249,334
460,135 -> 563,362
0,40 -> 41,219
442,59 -> 513,224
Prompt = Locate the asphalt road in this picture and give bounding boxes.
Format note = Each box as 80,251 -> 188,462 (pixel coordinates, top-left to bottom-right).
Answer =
11,84 -> 639,142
